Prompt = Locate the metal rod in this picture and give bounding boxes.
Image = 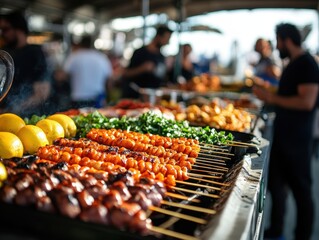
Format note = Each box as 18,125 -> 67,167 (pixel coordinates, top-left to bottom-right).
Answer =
142,0 -> 149,45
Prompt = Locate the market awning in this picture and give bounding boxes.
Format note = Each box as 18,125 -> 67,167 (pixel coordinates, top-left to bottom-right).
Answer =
1,0 -> 318,22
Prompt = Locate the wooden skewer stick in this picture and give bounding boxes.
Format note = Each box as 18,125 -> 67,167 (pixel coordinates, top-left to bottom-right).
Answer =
149,206 -> 207,224
196,156 -> 229,163
195,161 -> 229,170
188,176 -> 231,187
161,200 -> 216,214
193,164 -> 228,172
199,143 -> 227,149
198,153 -> 231,160
199,143 -> 226,149
225,143 -> 249,148
191,167 -> 225,175
172,186 -> 221,199
226,140 -> 259,147
150,226 -> 200,240
196,159 -> 227,167
165,192 -> 200,203
196,158 -> 226,165
199,148 -> 234,156
189,169 -> 224,177
189,172 -> 225,179
175,180 -> 221,191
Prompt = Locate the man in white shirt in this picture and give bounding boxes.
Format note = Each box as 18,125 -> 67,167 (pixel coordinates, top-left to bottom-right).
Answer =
63,35 -> 112,108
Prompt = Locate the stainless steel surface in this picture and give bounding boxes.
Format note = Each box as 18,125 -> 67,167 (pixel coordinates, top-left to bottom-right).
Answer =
200,138 -> 270,240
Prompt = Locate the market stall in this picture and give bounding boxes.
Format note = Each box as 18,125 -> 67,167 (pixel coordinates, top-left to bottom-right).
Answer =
0,1 -> 283,238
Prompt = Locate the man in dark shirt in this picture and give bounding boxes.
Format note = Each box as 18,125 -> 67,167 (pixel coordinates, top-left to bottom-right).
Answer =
254,23 -> 319,240
0,11 -> 50,117
122,25 -> 173,99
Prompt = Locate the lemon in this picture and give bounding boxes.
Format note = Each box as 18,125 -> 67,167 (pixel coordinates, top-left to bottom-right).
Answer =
36,119 -> 65,144
47,114 -> 77,138
17,125 -> 49,154
0,113 -> 25,134
0,162 -> 8,182
0,132 -> 24,159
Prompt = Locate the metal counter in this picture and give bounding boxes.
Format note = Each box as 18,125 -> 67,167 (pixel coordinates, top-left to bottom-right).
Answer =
200,138 -> 270,240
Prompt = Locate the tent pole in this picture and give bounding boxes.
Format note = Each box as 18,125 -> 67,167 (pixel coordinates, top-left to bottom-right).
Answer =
142,0 -> 150,45
173,0 -> 186,84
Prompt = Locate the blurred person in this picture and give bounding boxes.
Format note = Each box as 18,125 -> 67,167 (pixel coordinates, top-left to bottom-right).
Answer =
0,11 -> 51,117
60,35 -> 113,109
253,23 -> 319,240
167,43 -> 194,84
121,25 -> 173,99
253,38 -> 281,86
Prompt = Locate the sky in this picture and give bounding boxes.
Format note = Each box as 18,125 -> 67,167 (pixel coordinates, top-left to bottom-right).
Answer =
165,9 -> 318,63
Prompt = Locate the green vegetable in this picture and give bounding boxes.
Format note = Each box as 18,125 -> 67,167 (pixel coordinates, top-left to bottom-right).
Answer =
73,111 -> 233,144
24,115 -> 46,125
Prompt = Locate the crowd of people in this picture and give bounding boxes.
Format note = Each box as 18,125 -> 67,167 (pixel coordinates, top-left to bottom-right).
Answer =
0,12 -> 196,113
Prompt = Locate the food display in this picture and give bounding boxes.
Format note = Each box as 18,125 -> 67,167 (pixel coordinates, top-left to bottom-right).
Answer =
0,104 -> 262,239
176,103 -> 253,132
179,74 -> 221,92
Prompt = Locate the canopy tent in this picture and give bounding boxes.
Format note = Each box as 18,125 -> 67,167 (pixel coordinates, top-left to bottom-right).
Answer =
1,0 -> 318,23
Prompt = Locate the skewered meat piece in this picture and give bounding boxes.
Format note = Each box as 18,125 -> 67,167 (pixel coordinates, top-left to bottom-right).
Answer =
108,171 -> 134,186
79,203 -> 109,225
36,196 -> 55,213
128,210 -> 152,235
129,184 -> 163,207
38,178 -> 54,192
109,181 -> 131,201
102,190 -> 123,209
34,186 -> 47,199
128,191 -> 152,211
15,188 -> 36,206
79,174 -> 98,188
109,202 -> 142,230
86,184 -> 109,199
15,174 -> 34,191
51,161 -> 69,171
76,190 -> 94,208
0,185 -> 17,203
51,190 -> 81,218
